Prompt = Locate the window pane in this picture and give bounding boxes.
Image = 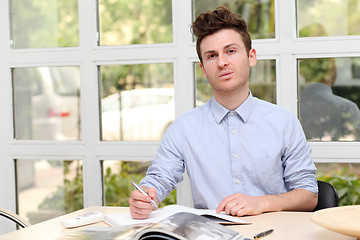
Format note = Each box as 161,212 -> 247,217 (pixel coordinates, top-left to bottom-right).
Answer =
194,63 -> 212,107
249,59 -> 276,104
192,0 -> 275,39
194,59 -> 276,106
16,159 -> 83,224
100,63 -> 174,141
297,0 -> 360,37
10,0 -> 79,48
98,0 -> 172,45
13,66 -> 81,140
102,160 -> 176,207
316,162 -> 360,206
298,57 -> 360,141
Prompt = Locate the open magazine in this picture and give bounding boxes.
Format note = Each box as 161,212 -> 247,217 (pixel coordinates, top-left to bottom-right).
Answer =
59,212 -> 245,240
104,204 -> 250,226
132,212 -> 245,240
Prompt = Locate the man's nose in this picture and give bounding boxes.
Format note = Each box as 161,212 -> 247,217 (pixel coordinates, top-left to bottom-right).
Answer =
218,53 -> 228,67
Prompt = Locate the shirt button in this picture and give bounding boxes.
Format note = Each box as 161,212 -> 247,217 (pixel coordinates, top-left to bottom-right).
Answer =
234,154 -> 238,159
235,179 -> 241,184
230,112 -> 234,116
232,129 -> 236,134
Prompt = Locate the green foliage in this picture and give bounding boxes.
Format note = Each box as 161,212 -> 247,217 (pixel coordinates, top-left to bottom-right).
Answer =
249,60 -> 276,104
101,63 -> 174,98
38,160 -> 177,217
299,58 -> 336,84
99,0 -> 172,45
39,161 -> 84,213
103,163 -> 140,206
103,161 -> 177,207
11,0 -> 78,48
317,167 -> 360,206
57,0 -> 79,46
193,0 -> 275,39
297,0 -> 360,37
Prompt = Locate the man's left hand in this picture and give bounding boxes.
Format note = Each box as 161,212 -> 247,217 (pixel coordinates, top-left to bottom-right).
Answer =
216,193 -> 265,216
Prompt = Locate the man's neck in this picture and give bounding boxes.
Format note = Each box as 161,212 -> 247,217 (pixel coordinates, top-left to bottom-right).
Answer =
214,88 -> 250,111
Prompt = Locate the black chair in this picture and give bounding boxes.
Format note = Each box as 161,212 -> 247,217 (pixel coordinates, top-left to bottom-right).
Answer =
0,208 -> 29,228
313,180 -> 339,211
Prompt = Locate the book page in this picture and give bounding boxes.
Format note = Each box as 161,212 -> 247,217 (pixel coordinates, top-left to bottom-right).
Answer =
104,205 -> 250,227
162,205 -> 250,225
104,208 -> 172,226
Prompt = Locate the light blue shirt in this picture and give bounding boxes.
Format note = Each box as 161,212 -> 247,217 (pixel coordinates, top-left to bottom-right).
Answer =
140,93 -> 318,209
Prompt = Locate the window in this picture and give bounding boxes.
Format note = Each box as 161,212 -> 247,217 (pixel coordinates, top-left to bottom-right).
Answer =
297,0 -> 360,37
193,0 -> 275,39
316,162 -> 360,206
12,66 -> 81,140
99,63 -> 174,141
102,160 -> 151,206
98,0 -> 172,45
10,0 -> 79,48
1,0 -> 360,233
295,0 -> 360,206
298,57 -> 360,142
16,159 -> 83,225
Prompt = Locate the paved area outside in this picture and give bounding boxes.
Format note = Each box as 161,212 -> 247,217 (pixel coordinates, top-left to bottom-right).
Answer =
18,160 -> 66,224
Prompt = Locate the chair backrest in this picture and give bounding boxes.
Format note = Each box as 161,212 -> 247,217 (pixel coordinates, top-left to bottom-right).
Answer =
313,180 -> 339,211
0,208 -> 30,228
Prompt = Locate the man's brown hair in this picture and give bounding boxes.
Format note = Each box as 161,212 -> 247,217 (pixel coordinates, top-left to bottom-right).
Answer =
191,6 -> 252,63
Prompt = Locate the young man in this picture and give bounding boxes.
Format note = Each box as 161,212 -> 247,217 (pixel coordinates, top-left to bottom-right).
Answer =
129,6 -> 318,219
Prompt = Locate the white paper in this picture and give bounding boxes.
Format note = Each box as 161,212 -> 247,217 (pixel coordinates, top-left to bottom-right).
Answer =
104,204 -> 250,227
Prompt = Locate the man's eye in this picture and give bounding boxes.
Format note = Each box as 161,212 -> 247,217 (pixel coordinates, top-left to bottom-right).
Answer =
208,54 -> 216,59
228,49 -> 236,54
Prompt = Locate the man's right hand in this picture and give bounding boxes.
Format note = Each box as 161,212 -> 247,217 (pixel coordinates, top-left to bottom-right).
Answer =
129,186 -> 158,219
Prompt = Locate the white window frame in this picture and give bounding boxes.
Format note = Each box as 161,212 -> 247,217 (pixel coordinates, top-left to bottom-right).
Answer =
1,0 -> 360,233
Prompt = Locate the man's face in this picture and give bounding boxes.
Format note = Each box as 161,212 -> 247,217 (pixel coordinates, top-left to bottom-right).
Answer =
199,29 -> 256,96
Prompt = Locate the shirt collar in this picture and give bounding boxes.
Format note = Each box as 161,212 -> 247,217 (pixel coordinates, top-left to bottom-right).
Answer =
234,92 -> 255,123
211,97 -> 229,124
211,91 -> 255,124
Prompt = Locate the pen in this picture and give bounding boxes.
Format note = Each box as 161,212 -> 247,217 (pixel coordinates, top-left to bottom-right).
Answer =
131,181 -> 158,208
253,229 -> 273,239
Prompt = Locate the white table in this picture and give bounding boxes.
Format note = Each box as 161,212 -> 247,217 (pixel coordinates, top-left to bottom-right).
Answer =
0,206 -> 355,240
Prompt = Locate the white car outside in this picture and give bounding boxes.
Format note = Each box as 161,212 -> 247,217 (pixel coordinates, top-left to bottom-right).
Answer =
101,88 -> 175,141
14,67 -> 80,140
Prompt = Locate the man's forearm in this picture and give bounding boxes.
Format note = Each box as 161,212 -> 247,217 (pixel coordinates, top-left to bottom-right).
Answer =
261,189 -> 318,212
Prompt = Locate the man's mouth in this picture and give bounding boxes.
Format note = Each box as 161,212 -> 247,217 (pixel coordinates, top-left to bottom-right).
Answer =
218,71 -> 234,79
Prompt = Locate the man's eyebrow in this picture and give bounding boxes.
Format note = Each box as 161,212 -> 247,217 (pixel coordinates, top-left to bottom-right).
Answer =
203,50 -> 217,56
202,43 -> 241,58
224,43 -> 240,49
203,43 -> 240,54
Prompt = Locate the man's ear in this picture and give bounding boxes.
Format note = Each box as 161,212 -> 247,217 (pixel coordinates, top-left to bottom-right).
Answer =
199,62 -> 208,79
249,48 -> 257,67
